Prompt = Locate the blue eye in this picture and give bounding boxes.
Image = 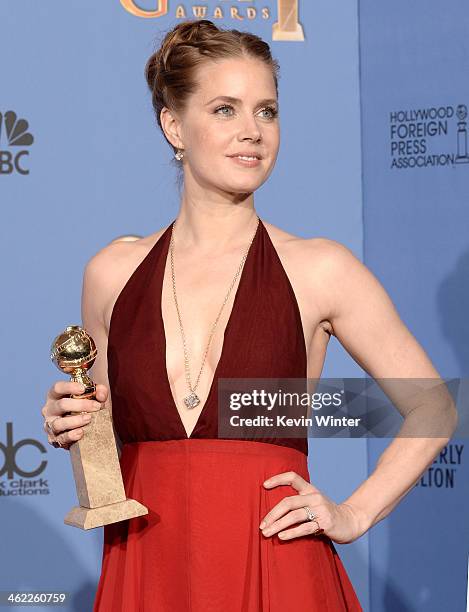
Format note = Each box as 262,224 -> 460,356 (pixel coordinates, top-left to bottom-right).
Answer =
214,104 -> 279,119
214,105 -> 235,116
261,106 -> 279,119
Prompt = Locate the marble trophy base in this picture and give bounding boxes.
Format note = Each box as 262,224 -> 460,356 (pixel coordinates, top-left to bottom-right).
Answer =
65,498 -> 148,530
65,404 -> 148,530
272,21 -> 305,41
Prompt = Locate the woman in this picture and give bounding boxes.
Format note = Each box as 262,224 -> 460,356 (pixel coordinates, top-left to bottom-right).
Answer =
41,19 -> 456,611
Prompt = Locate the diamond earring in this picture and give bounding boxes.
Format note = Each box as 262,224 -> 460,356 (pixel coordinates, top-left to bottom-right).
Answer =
175,149 -> 184,161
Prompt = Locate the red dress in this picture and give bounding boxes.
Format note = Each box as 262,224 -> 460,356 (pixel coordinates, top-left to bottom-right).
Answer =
93,218 -> 362,611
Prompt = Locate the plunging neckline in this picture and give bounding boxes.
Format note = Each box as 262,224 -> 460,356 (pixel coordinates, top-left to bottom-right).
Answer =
158,218 -> 262,439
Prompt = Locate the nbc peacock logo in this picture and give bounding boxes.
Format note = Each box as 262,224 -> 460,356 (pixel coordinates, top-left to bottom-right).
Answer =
0,110 -> 34,176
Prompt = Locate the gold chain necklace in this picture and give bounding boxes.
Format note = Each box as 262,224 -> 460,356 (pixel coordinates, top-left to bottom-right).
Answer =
169,216 -> 260,409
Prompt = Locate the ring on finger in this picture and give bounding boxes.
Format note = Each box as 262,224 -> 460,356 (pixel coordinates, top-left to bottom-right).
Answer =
45,416 -> 61,435
303,506 -> 317,522
311,519 -> 324,536
303,506 -> 324,535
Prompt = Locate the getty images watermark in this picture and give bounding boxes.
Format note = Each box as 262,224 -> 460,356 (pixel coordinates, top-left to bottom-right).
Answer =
216,378 -> 466,439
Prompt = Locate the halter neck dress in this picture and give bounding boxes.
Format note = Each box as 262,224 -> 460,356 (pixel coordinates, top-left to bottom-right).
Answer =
93,218 -> 362,611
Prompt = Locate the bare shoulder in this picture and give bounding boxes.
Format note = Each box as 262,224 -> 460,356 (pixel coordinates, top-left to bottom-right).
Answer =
261,219 -> 371,338
261,218 -> 359,279
82,225 -> 169,333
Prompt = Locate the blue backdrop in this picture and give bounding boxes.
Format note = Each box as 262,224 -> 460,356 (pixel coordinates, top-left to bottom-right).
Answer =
359,1 -> 469,610
0,1 -> 467,610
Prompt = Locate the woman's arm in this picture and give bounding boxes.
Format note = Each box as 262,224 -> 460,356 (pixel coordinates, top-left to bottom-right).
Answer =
310,238 -> 458,533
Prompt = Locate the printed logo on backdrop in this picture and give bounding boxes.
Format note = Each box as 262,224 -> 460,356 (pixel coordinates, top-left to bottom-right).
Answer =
390,104 -> 469,169
0,423 -> 50,497
415,443 -> 464,489
120,0 -> 305,41
0,111 -> 34,176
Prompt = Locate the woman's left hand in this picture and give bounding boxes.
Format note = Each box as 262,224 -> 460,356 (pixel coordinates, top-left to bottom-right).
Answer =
259,471 -> 370,545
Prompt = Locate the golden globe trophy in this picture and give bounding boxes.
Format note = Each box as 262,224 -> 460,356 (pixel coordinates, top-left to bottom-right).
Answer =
50,325 -> 148,530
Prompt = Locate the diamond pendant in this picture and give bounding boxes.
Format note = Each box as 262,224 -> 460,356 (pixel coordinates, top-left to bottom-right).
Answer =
184,392 -> 200,409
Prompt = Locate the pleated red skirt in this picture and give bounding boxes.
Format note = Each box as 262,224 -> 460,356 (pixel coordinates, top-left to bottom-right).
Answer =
93,439 -> 362,611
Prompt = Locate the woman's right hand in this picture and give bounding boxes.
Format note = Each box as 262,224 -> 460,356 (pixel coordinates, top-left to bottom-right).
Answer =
41,380 -> 108,450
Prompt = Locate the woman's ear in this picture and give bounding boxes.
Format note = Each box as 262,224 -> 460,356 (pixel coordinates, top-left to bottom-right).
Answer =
160,107 -> 184,150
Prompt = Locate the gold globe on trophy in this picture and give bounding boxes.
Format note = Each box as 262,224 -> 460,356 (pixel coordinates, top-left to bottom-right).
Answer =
50,325 -> 148,529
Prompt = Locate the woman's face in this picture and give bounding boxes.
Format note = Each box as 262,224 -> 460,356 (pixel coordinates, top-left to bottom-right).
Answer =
172,56 -> 280,196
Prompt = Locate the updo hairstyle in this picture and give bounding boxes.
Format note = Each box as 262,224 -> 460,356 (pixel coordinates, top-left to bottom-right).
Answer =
144,19 -> 280,161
